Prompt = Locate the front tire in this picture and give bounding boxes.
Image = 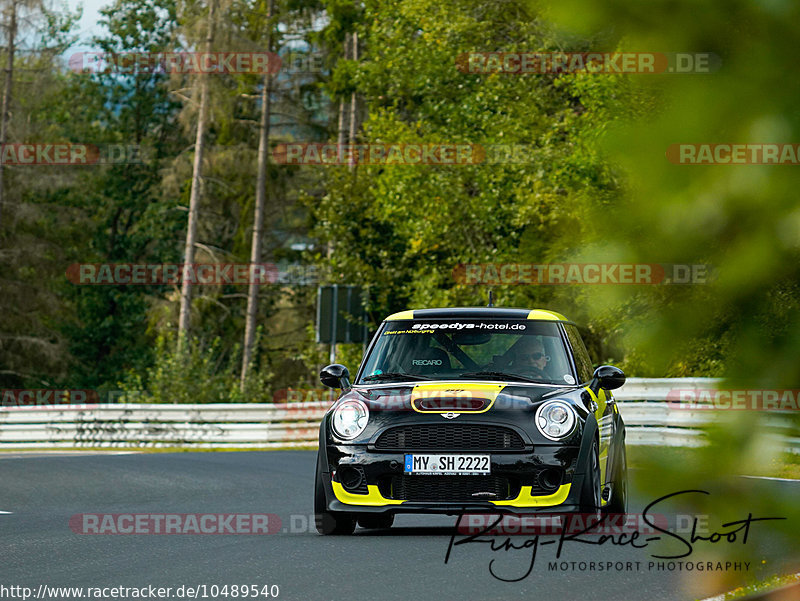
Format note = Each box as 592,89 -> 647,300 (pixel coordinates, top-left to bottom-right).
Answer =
604,442 -> 628,515
314,452 -> 356,535
579,439 -> 602,513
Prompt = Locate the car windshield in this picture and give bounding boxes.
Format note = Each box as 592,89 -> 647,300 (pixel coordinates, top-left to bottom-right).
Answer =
358,318 -> 577,386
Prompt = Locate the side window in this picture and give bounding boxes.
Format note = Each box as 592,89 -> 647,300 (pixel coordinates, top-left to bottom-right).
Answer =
564,325 -> 593,383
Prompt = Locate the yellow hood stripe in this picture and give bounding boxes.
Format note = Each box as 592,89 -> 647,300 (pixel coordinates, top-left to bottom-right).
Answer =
410,382 -> 505,413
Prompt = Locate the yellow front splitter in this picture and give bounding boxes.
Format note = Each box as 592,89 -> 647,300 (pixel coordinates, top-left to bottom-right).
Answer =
332,481 -> 571,508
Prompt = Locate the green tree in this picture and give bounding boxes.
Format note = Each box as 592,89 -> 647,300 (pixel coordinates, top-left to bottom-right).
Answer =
53,0 -> 189,388
311,0 -> 623,335
0,0 -> 81,387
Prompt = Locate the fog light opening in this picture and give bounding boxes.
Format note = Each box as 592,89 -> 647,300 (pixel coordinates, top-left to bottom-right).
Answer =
339,466 -> 364,491
541,468 -> 562,491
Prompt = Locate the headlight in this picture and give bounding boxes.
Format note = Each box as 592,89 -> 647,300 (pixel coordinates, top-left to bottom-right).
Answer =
331,399 -> 369,440
535,400 -> 577,441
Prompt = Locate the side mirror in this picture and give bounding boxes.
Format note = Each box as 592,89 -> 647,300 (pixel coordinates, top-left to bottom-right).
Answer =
590,365 -> 626,393
320,364 -> 351,389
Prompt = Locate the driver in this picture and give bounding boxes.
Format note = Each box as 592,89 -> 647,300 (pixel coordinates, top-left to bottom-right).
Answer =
510,337 -> 550,379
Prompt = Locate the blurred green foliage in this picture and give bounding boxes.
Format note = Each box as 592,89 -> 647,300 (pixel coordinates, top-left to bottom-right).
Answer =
539,0 -> 800,385
117,330 -> 272,402
538,0 -> 800,589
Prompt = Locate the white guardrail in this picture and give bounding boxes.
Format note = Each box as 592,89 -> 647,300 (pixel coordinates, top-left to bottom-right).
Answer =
0,378 -> 796,450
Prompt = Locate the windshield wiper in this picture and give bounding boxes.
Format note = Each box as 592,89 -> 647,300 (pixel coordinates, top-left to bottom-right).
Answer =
362,372 -> 433,382
458,371 -> 542,383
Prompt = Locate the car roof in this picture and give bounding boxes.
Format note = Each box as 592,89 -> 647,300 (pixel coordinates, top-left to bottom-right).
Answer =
384,307 -> 570,322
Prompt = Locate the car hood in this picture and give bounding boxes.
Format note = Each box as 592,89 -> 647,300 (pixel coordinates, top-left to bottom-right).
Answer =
344,381 -> 579,414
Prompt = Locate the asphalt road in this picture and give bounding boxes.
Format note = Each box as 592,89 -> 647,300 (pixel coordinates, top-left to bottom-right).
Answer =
0,451 -> 796,601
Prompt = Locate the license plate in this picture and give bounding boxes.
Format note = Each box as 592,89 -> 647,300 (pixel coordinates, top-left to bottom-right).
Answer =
404,454 -> 490,475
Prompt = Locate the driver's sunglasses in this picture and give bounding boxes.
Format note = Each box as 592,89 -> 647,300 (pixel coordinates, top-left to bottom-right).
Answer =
521,352 -> 548,361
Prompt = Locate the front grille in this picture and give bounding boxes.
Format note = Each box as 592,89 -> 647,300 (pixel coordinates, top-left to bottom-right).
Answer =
383,475 -> 518,501
374,424 -> 525,451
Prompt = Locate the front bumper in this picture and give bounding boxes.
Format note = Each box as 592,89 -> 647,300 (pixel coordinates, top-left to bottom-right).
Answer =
321,443 -> 587,515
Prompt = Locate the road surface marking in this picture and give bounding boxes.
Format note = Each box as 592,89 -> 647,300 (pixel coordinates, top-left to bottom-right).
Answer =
741,474 -> 800,482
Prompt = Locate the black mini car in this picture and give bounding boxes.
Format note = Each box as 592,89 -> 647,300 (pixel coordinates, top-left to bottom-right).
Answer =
314,307 -> 627,534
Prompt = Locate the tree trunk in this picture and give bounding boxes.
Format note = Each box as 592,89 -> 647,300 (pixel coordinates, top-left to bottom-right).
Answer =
336,33 -> 349,160
240,0 -> 276,389
348,31 -> 358,172
0,0 -> 17,231
326,34 -> 349,261
178,0 -> 216,347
